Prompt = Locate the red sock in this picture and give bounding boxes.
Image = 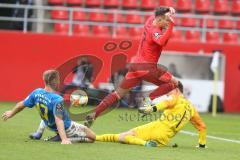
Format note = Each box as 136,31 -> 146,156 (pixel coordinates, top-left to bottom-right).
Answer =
149,83 -> 176,100
95,91 -> 120,118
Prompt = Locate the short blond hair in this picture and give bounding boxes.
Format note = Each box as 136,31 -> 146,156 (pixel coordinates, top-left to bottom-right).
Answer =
43,70 -> 59,86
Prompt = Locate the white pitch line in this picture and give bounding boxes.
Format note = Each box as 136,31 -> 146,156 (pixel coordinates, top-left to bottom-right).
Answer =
180,130 -> 240,144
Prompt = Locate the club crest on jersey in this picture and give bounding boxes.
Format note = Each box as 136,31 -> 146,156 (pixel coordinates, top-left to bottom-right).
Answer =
154,32 -> 161,39
56,103 -> 64,112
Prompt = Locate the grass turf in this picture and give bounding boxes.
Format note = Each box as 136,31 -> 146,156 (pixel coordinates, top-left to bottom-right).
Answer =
0,102 -> 240,160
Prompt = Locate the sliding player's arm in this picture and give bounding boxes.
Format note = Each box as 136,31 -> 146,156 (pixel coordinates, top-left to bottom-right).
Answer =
54,102 -> 71,145
2,101 -> 26,121
2,90 -> 37,121
190,108 -> 207,148
55,115 -> 71,145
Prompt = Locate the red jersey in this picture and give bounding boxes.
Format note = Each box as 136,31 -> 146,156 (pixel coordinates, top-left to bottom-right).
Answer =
131,16 -> 174,63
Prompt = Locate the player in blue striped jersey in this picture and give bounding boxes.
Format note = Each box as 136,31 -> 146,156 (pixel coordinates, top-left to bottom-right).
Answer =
2,70 -> 95,144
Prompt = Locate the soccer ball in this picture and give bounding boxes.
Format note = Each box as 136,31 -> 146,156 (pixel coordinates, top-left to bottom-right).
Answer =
70,90 -> 88,107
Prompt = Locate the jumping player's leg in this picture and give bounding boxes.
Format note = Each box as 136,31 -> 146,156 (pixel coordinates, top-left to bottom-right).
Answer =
142,67 -> 178,101
94,87 -> 131,118
94,71 -> 142,119
148,82 -> 177,100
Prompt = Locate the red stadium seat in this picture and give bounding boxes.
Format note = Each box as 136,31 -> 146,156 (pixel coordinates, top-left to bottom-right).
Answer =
185,30 -> 201,42
143,12 -> 152,22
92,26 -> 111,37
66,0 -> 83,5
51,7 -> 68,19
85,0 -> 101,7
199,19 -> 215,28
237,21 -> 240,29
48,0 -> 64,5
171,30 -> 183,41
122,0 -> 139,9
159,0 -> 175,7
73,10 -> 87,21
103,0 -> 119,8
206,32 -> 220,43
113,26 -> 128,38
73,25 -> 90,36
125,12 -> 142,24
176,0 -> 192,12
140,0 -> 156,10
231,0 -> 240,15
213,0 -> 229,14
54,23 -> 69,34
106,11 -> 125,23
89,11 -> 105,22
174,18 -> 181,26
195,0 -> 211,13
222,33 -> 239,43
180,17 -> 197,27
128,27 -> 143,38
218,19 -> 235,29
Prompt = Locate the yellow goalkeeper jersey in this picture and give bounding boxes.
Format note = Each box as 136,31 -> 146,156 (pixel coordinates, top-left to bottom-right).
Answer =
155,94 -> 207,145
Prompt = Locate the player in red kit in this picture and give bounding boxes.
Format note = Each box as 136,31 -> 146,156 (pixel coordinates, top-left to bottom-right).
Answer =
85,6 -> 179,126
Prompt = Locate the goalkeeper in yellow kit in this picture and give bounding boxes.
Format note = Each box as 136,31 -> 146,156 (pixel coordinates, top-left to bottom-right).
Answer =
96,82 -> 207,148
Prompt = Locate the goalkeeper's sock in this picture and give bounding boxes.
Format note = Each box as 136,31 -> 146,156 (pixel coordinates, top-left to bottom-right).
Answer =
36,120 -> 46,134
199,130 -> 207,145
123,135 -> 146,146
96,134 -> 120,142
95,91 -> 121,118
149,83 -> 176,100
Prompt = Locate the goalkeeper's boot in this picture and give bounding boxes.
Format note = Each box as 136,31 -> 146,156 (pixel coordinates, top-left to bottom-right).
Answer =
196,144 -> 207,148
29,132 -> 42,140
145,140 -> 158,147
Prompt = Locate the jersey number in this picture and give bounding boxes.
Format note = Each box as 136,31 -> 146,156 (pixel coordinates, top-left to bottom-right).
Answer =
36,103 -> 49,121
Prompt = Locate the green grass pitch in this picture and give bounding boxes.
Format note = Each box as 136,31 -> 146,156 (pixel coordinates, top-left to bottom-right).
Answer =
0,102 -> 240,160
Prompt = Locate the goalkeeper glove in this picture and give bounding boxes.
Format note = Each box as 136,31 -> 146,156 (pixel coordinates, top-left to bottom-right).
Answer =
138,106 -> 157,115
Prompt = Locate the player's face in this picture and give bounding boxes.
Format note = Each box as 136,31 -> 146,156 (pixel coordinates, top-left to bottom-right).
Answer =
51,75 -> 60,91
167,88 -> 179,96
155,16 -> 170,28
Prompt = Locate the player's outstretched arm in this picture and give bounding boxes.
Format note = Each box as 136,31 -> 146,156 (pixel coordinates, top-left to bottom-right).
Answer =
2,101 -> 25,121
190,108 -> 207,148
155,95 -> 178,111
55,115 -> 71,145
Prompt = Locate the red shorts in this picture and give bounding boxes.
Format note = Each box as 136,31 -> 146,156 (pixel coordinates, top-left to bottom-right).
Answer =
119,63 -> 172,89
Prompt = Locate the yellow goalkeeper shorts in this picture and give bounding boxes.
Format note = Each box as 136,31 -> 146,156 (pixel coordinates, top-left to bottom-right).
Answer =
133,121 -> 171,146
